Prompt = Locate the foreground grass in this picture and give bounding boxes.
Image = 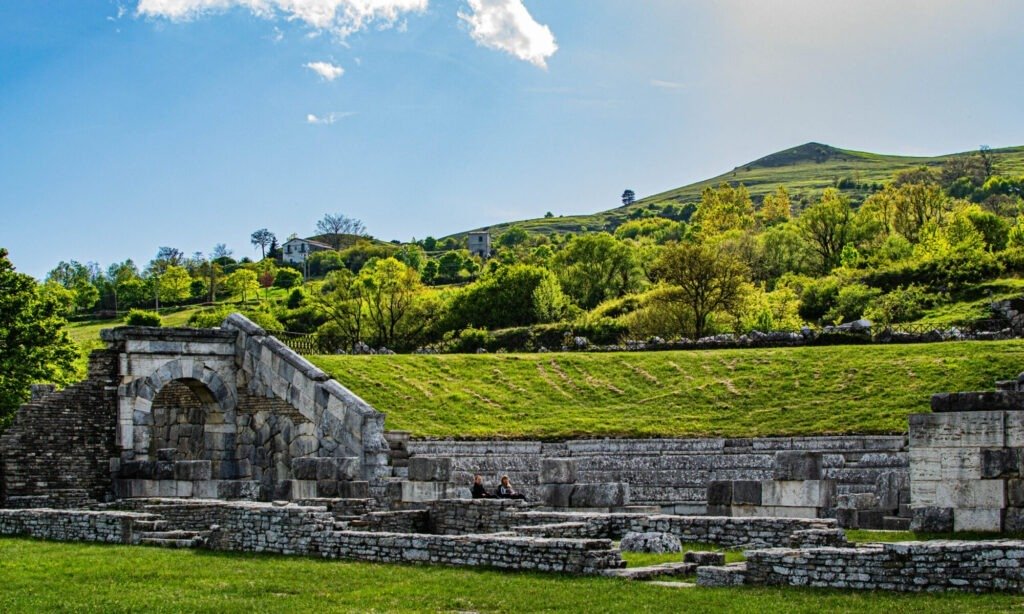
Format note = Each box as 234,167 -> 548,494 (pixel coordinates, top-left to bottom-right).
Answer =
311,340 -> 1024,439
2,538 -> 1022,613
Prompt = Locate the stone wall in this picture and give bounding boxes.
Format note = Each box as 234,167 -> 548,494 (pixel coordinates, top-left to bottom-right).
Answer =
405,436 -> 908,514
0,350 -> 119,505
0,508 -> 158,544
909,378 -> 1024,532
729,541 -> 1024,592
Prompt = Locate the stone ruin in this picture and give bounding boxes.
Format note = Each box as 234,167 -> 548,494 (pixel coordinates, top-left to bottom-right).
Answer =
3,314 -> 1024,591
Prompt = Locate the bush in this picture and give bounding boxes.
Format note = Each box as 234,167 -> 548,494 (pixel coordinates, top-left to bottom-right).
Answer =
864,285 -> 931,326
287,288 -> 305,309
826,283 -> 881,324
798,277 -> 840,323
274,268 -> 303,289
124,309 -> 162,327
455,327 -> 492,353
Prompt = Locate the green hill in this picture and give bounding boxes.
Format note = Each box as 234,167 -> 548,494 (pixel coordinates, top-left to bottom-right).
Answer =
310,339 -> 1024,440
445,142 -> 1024,239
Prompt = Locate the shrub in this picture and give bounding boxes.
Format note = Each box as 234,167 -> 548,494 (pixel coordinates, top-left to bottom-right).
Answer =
455,327 -> 492,353
124,309 -> 162,327
826,283 -> 881,324
865,285 -> 931,326
274,268 -> 303,289
287,288 -> 305,309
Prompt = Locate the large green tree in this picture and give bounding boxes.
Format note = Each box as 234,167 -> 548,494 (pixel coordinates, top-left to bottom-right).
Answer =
1,249 -> 78,429
650,242 -> 748,339
553,232 -> 639,309
799,188 -> 854,275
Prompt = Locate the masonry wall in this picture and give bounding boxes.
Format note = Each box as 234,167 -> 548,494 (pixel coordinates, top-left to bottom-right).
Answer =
0,350 -> 119,505
739,541 -> 1024,592
406,436 -> 908,512
0,508 -> 157,544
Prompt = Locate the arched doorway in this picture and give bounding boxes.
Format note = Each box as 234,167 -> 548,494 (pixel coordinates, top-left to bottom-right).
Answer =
150,378 -> 239,479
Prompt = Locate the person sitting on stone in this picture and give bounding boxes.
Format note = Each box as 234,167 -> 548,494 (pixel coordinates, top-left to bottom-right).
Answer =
496,475 -> 526,500
471,474 -> 493,499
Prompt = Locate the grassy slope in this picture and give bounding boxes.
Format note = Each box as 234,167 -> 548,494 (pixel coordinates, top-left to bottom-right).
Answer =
447,143 -> 1024,238
2,538 -> 1020,613
310,340 -> 1024,440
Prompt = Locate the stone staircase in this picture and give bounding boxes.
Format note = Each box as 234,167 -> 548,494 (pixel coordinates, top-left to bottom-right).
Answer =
133,519 -> 207,548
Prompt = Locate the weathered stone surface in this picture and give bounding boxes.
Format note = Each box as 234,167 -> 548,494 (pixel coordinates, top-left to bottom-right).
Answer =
539,458 -> 577,484
620,531 -> 681,553
174,461 -> 212,481
732,481 -> 762,506
569,483 -> 630,508
773,451 -> 822,481
911,506 -> 953,532
408,457 -> 452,482
954,507 -> 1004,532
909,411 -> 1005,448
706,481 -> 733,505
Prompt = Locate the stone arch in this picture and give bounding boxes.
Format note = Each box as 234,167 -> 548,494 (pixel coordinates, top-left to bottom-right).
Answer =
127,359 -> 237,459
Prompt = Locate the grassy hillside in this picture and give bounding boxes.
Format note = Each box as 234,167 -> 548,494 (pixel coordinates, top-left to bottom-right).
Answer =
447,142 -> 1024,239
310,340 -> 1024,440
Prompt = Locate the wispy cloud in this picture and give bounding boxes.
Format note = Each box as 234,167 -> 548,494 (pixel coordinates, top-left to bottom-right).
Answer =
305,60 -> 344,81
458,0 -> 557,69
136,0 -> 428,38
306,111 -> 355,125
650,79 -> 686,89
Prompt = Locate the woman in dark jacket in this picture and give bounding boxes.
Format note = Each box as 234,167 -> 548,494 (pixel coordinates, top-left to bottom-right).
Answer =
471,474 -> 493,499
497,475 -> 526,500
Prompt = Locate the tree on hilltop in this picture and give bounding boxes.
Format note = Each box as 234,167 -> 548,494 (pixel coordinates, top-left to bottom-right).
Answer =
317,213 -> 367,248
250,229 -> 276,259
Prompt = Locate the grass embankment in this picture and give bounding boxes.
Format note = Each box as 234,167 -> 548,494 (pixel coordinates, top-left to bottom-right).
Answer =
2,538 -> 1021,613
311,340 -> 1024,440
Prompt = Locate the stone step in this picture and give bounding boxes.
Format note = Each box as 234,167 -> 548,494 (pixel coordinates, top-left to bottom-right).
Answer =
603,562 -> 697,580
138,530 -> 202,540
138,537 -> 200,549
883,516 -> 912,531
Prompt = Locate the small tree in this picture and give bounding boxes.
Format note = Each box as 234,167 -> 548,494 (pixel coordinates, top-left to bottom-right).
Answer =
274,268 -> 303,289
225,269 -> 260,304
250,229 -> 276,259
621,189 -> 636,206
316,213 -> 367,248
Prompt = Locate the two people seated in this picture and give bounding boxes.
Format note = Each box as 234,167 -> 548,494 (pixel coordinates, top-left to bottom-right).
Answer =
471,474 -> 526,500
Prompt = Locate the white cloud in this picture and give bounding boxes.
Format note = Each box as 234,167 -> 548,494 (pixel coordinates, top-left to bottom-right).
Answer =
650,79 -> 686,89
457,0 -> 557,69
305,60 -> 344,81
136,0 -> 429,38
306,111 -> 355,124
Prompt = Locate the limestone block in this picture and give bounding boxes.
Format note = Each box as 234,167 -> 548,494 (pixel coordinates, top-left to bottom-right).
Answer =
939,448 -> 982,480
155,461 -> 175,480
835,508 -> 858,528
291,458 -> 320,480
289,435 -> 319,458
314,457 -> 360,481
910,506 -> 954,532
338,481 -> 370,499
217,480 -> 260,500
685,551 -> 726,566
157,480 -> 176,497
761,480 -> 834,508
569,483 -> 629,508
875,470 -> 909,510
954,508 -> 1004,532
732,481 -> 762,506
620,531 -> 681,553
408,457 -> 452,482
290,480 -> 317,500
837,493 -> 877,510
935,480 -> 1005,509
401,481 -> 452,503
1008,480 -> 1024,507
539,458 -> 578,484
541,484 -> 575,507
1004,507 -> 1024,532
174,480 -> 194,497
1006,412 -> 1024,447
982,448 -> 1018,478
910,479 -> 939,507
909,448 -> 943,482
706,481 -> 733,505
755,505 -> 820,519
193,480 -> 218,499
908,411 -> 1005,448
174,460 -> 212,481
773,451 -> 822,480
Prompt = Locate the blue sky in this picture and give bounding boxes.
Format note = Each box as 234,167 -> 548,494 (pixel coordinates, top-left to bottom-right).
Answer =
2,0 -> 1023,278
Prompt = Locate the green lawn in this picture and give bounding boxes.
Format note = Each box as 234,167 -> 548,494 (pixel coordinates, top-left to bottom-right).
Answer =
2,538 -> 1022,613
310,340 -> 1024,439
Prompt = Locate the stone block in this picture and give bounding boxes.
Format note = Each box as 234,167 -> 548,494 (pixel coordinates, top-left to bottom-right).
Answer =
290,479 -> 317,500
883,516 -> 912,531
954,508 -> 1004,533
156,448 -> 179,462
569,483 -> 630,508
541,484 -> 575,508
856,510 -> 885,530
706,481 -> 733,505
910,479 -> 939,507
314,457 -> 360,481
217,480 -> 260,500
773,451 -> 822,480
910,506 -> 953,532
539,458 -> 578,484
1004,507 -> 1024,532
684,551 -> 726,566
909,411 -> 1005,448
939,449 -> 982,480
935,480 -> 1005,509
757,505 -> 820,519
1007,413 -> 1024,447
174,460 -> 212,481
119,461 -> 156,479
174,480 -> 193,498
982,448 -> 1018,478
732,481 -> 762,506
408,457 -> 452,482
875,470 -> 909,510
291,458 -> 319,480
1009,480 -> 1024,507
761,480 -> 834,508
155,461 -> 175,480
620,531 -> 681,553
193,480 -> 218,499
835,507 -> 858,528
338,481 -> 370,499
837,493 -> 877,510
401,481 -> 452,503
317,480 -> 338,497
705,505 -> 732,517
